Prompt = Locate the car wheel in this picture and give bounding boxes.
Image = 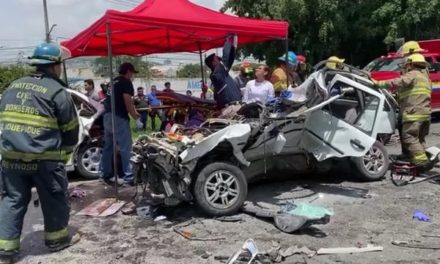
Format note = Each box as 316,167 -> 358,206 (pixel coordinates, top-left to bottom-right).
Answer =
352,141 -> 389,181
193,162 -> 247,216
76,141 -> 103,179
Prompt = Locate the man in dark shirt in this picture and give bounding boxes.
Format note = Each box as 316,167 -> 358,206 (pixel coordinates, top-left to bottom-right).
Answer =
163,82 -> 174,93
101,62 -> 139,185
205,33 -> 242,118
134,87 -> 149,130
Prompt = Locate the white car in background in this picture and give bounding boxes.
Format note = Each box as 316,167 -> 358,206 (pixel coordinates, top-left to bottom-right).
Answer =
66,89 -> 104,179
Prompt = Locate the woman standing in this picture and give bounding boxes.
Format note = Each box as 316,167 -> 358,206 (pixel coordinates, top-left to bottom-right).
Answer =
242,65 -> 274,105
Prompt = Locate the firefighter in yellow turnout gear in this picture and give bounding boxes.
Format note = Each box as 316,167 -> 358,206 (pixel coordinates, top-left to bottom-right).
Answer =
375,54 -> 432,167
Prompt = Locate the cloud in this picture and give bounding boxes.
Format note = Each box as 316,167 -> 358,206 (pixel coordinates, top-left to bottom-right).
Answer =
0,0 -> 226,60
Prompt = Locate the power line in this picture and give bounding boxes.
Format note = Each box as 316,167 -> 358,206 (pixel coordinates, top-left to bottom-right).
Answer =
106,0 -> 135,8
0,46 -> 35,51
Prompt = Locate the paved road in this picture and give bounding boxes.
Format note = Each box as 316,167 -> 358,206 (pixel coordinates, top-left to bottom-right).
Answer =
14,119 -> 440,263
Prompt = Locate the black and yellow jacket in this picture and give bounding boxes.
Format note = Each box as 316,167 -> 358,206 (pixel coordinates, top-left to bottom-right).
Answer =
0,72 -> 79,162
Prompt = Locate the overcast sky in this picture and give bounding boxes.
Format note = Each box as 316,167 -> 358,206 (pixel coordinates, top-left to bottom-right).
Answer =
0,0 -> 226,63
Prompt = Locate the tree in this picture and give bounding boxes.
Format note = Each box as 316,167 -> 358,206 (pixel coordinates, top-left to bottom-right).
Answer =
0,66 -> 33,93
222,0 -> 440,67
176,63 -> 209,78
93,56 -> 151,79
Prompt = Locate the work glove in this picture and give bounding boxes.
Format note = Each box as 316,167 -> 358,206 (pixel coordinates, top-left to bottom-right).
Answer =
413,210 -> 430,222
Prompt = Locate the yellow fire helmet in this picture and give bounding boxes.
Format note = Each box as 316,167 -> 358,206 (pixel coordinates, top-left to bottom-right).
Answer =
406,53 -> 429,68
400,41 -> 426,56
326,56 -> 345,70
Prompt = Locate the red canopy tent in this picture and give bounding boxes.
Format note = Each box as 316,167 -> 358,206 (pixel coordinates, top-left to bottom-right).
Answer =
61,0 -> 288,198
62,0 -> 288,57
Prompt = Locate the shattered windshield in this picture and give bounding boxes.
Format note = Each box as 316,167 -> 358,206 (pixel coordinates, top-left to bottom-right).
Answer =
368,58 -> 404,72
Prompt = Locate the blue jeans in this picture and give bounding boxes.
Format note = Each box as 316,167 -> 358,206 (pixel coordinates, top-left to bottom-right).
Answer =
101,113 -> 133,181
139,111 -> 148,130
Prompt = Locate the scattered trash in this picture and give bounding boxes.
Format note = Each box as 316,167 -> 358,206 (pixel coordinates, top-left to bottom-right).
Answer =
317,244 -> 383,255
242,201 -> 331,234
76,198 -> 125,217
136,205 -> 159,220
279,246 -> 316,258
308,193 -> 324,203
422,234 -> 440,238
392,240 -> 440,249
154,215 -> 167,222
201,251 -> 212,259
281,202 -> 334,219
413,210 -> 430,222
172,219 -> 226,241
226,239 -> 258,264
214,215 -> 244,223
69,188 -> 86,199
121,202 -> 136,215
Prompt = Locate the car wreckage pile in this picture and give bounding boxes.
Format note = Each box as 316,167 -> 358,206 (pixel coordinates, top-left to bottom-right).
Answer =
131,63 -> 400,221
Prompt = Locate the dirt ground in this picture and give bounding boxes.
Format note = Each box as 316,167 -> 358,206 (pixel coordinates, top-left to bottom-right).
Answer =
13,120 -> 440,264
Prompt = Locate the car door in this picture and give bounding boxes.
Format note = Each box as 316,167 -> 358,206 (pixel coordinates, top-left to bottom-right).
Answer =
66,90 -> 101,168
302,74 -> 385,162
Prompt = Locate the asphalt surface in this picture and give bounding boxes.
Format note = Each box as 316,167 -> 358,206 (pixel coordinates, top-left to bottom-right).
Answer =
12,118 -> 440,263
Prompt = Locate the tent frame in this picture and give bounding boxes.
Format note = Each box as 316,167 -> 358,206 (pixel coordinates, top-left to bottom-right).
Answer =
97,21 -> 289,201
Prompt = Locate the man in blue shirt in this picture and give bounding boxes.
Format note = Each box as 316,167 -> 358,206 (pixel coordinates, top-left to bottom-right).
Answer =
147,85 -> 162,131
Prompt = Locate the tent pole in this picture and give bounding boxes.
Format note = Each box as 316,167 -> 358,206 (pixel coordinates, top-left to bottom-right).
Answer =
106,22 -> 119,201
198,42 -> 205,86
285,36 -> 289,88
62,60 -> 68,87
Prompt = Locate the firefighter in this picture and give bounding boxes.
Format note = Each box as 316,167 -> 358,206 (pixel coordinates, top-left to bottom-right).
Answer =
399,40 -> 426,56
0,42 -> 80,263
271,51 -> 301,96
375,54 -> 432,169
325,56 -> 345,70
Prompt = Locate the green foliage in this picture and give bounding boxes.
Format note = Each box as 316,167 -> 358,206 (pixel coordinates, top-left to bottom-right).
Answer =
176,63 -> 209,78
0,65 -> 33,93
93,56 -> 151,78
223,0 -> 440,67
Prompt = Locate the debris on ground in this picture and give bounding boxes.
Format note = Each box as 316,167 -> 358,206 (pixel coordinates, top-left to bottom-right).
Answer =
76,198 -> 125,217
316,244 -> 383,255
280,201 -> 333,219
242,201 -> 331,234
69,187 -> 86,199
226,239 -> 258,264
136,205 -> 159,220
413,210 -> 430,222
214,215 -> 244,222
173,219 -> 226,241
121,202 -> 136,215
279,245 -> 316,258
391,240 -> 440,249
154,215 -> 167,222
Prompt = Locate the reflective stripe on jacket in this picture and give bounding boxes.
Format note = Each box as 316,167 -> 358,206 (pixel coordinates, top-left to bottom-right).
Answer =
376,69 -> 431,123
0,73 -> 79,162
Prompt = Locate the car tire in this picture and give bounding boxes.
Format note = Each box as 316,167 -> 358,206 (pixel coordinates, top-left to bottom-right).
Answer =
76,141 -> 103,179
352,141 -> 389,181
193,162 -> 247,216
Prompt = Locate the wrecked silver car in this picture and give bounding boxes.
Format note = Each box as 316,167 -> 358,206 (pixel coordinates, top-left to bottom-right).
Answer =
131,64 -> 397,216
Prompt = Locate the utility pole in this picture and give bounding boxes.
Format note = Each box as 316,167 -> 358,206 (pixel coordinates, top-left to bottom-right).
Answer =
43,0 -> 50,42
